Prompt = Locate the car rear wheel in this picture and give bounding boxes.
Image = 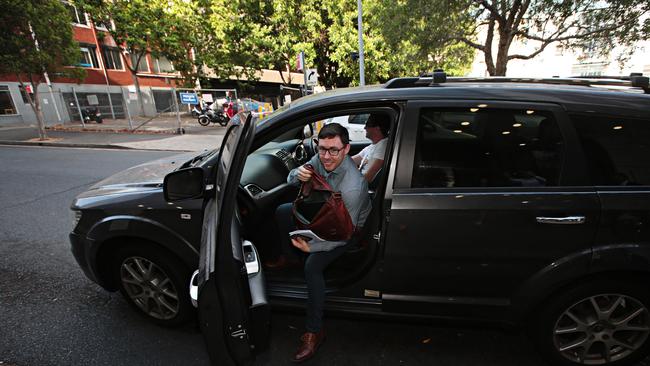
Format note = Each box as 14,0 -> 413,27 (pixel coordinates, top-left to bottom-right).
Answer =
532,280 -> 650,366
112,245 -> 193,327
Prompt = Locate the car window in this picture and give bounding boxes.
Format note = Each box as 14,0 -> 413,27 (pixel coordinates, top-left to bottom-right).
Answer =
319,114 -> 371,143
412,108 -> 564,188
571,114 -> 650,186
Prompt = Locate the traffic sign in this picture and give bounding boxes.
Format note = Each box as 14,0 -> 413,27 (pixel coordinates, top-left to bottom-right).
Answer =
179,92 -> 199,104
306,69 -> 318,86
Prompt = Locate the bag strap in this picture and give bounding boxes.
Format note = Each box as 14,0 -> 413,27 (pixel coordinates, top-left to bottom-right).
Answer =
299,164 -> 333,196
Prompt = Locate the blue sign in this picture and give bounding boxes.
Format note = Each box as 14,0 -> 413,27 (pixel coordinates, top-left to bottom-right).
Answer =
179,92 -> 198,104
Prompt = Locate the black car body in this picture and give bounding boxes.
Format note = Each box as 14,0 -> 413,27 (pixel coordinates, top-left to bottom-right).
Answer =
71,75 -> 650,366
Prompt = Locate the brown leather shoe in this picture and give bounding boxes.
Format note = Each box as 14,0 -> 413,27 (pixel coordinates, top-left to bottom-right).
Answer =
263,255 -> 300,270
292,330 -> 325,363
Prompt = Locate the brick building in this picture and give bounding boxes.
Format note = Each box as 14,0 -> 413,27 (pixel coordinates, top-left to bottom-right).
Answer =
0,1 -> 305,127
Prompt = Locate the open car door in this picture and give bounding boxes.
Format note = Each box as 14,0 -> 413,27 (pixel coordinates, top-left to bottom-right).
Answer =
197,112 -> 270,365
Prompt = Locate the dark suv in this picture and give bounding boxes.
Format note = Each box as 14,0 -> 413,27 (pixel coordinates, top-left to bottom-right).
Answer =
70,73 -> 650,366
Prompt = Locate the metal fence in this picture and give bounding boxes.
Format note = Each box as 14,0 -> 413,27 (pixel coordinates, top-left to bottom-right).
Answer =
63,91 -> 125,121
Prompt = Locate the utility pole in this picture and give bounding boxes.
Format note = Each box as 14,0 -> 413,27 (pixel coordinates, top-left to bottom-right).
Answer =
357,0 -> 365,86
300,51 -> 308,96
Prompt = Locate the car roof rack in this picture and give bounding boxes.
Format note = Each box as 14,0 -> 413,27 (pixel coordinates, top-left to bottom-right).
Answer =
384,70 -> 650,94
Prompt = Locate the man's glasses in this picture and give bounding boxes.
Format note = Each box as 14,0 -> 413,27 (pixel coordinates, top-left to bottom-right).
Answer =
317,146 -> 343,157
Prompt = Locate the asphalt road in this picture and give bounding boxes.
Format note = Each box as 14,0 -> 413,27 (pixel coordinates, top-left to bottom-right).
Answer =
1,145 -> 643,366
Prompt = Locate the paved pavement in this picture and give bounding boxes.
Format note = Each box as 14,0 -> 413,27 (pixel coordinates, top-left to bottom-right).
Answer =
0,116 -> 226,152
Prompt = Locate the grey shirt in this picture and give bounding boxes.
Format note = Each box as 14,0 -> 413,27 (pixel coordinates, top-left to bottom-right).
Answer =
288,154 -> 372,252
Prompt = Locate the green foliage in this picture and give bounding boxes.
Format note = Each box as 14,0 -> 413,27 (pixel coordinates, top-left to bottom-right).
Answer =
206,0 -> 475,88
81,0 -> 207,87
369,0 -> 475,77
0,0 -> 85,81
0,0 -> 85,138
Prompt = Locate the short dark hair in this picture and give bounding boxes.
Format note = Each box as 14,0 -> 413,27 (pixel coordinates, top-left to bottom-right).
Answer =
318,123 -> 350,145
366,113 -> 391,137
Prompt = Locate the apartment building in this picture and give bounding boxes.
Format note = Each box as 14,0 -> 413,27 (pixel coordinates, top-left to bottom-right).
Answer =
0,2 -> 305,126
0,2 -> 188,126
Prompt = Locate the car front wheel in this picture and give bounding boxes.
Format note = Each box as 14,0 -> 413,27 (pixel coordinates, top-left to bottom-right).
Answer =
533,280 -> 650,366
112,245 -> 193,327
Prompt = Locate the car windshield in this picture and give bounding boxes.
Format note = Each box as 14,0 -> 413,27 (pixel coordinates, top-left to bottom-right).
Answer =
252,103 -> 292,131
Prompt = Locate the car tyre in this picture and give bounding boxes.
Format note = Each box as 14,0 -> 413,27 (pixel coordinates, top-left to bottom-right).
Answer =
531,280 -> 650,366
112,244 -> 193,327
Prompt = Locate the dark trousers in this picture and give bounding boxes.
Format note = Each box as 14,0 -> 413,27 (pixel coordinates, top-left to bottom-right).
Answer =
275,203 -> 349,333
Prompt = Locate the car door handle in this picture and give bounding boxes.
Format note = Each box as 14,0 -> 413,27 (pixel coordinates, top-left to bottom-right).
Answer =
536,216 -> 586,225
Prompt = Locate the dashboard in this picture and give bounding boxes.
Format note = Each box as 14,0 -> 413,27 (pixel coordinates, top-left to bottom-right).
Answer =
238,139 -> 312,215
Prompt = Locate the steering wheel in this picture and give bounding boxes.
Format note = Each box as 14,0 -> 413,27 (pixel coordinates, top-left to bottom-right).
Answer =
294,139 -> 315,165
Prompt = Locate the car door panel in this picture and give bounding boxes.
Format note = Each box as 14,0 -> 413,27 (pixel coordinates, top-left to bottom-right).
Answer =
197,114 -> 270,365
381,100 -> 600,316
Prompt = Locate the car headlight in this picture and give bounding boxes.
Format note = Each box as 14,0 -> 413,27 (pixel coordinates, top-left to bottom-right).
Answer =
71,210 -> 82,229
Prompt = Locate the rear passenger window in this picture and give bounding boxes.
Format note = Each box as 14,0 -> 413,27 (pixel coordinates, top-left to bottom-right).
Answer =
571,114 -> 650,186
412,108 -> 564,188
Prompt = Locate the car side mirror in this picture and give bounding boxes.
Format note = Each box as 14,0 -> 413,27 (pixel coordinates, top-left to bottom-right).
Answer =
163,167 -> 205,201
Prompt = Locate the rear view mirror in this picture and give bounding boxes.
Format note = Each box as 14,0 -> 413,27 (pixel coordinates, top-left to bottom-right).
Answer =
303,124 -> 313,138
163,167 -> 204,201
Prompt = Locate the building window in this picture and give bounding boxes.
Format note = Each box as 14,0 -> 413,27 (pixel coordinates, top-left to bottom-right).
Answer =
79,45 -> 99,68
152,56 -> 174,73
129,52 -> 149,72
19,85 -> 33,103
63,2 -> 87,25
0,86 -> 18,115
102,47 -> 123,70
93,18 -> 110,30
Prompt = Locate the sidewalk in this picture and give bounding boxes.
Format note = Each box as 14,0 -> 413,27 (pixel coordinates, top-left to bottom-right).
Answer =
0,116 -> 227,152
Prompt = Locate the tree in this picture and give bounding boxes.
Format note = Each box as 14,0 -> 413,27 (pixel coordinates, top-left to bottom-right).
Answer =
82,0 -> 207,115
397,0 -> 650,76
0,0 -> 85,139
201,0 -> 272,82
370,0 -> 475,77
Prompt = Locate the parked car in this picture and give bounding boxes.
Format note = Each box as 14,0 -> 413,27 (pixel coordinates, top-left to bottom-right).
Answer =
322,114 -> 370,142
71,72 -> 650,366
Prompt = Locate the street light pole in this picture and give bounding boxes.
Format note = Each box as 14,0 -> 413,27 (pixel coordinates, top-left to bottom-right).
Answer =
357,0 -> 365,86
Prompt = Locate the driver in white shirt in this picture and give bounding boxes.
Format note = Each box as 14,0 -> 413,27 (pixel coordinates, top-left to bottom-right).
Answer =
352,113 -> 391,182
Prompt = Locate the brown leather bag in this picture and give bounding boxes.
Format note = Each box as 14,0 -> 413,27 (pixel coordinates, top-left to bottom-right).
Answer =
292,164 -> 354,241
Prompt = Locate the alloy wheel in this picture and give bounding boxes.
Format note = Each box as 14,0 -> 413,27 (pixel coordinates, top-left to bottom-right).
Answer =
553,293 -> 650,365
120,256 -> 179,320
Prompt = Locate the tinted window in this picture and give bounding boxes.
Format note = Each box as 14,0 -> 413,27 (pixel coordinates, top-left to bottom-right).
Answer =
572,114 -> 650,186
412,108 -> 564,188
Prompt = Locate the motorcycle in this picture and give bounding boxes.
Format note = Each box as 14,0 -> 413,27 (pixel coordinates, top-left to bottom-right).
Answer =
82,107 -> 103,124
191,104 -> 202,117
197,103 -> 229,126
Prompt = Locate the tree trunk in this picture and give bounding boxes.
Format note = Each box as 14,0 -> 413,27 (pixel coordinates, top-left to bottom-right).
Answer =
20,75 -> 47,140
494,54 -> 508,76
494,27 -> 512,76
483,16 -> 497,76
131,70 -> 145,117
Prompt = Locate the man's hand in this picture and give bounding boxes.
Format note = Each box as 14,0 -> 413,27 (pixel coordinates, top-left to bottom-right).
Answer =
296,165 -> 313,182
291,236 -> 311,253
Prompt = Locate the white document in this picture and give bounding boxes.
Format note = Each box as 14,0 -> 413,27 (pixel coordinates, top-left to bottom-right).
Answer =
289,229 -> 325,244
